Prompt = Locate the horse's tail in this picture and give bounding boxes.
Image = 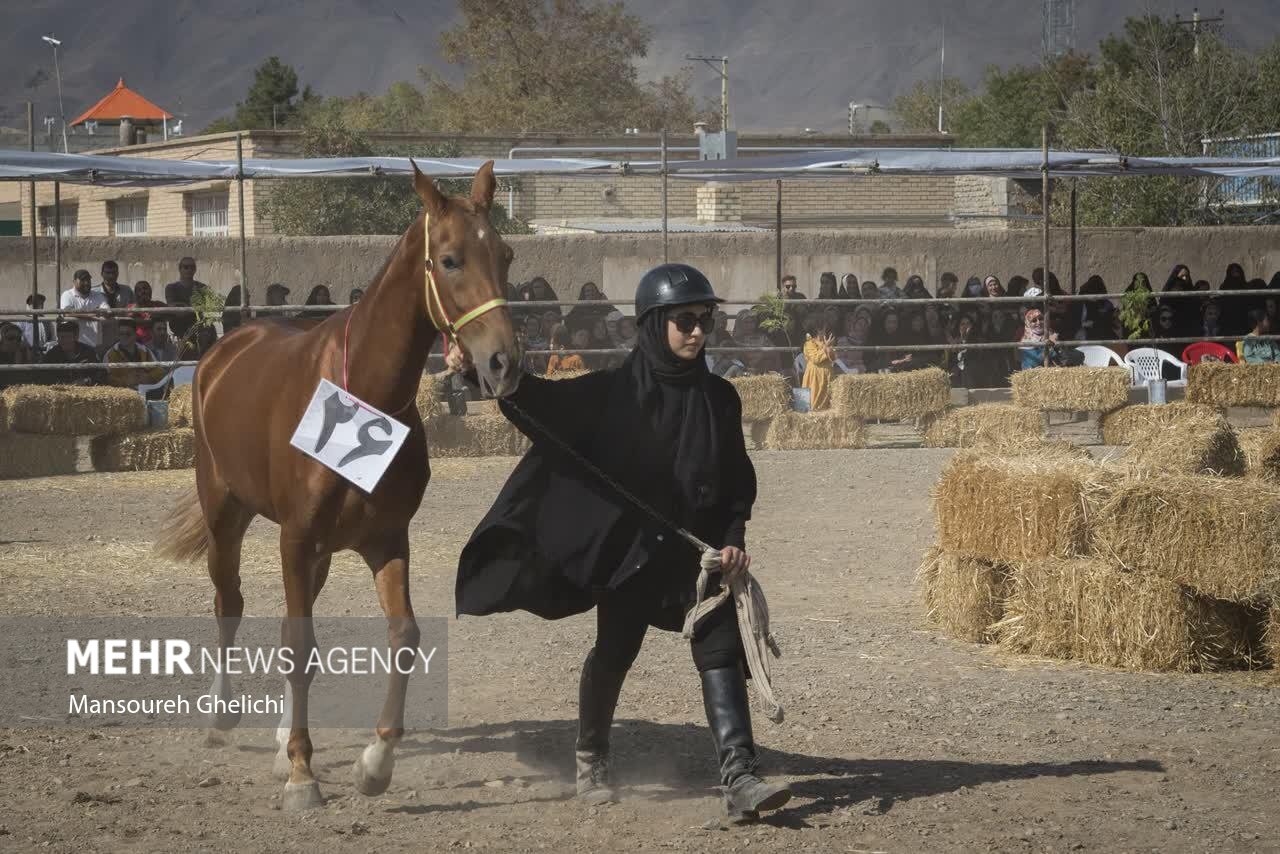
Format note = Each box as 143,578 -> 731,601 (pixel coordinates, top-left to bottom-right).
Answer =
154,488 -> 210,563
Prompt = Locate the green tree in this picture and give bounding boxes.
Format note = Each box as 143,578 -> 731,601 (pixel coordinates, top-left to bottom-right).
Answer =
1061,16 -> 1257,225
424,0 -> 713,132
204,57 -> 318,132
300,81 -> 437,133
957,54 -> 1094,148
891,77 -> 972,135
261,120 -> 530,236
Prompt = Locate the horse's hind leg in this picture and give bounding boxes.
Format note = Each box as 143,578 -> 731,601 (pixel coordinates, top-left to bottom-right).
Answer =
202,486 -> 254,745
351,529 -> 418,797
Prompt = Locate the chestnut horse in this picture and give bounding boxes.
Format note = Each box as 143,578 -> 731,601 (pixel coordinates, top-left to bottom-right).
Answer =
156,161 -> 520,810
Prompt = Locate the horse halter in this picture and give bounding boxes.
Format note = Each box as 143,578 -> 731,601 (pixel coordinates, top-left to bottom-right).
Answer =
422,212 -> 508,354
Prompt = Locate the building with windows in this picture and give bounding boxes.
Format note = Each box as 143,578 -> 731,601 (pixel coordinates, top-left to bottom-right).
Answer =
18,125 -> 1043,236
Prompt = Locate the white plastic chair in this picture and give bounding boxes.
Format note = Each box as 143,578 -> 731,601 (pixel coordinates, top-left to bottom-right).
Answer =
1078,344 -> 1126,368
1125,347 -> 1188,388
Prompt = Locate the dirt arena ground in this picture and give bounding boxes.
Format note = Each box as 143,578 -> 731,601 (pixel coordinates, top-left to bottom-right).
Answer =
1,450 -> 1277,853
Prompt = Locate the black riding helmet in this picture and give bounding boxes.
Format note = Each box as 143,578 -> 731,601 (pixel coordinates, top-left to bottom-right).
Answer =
634,263 -> 724,320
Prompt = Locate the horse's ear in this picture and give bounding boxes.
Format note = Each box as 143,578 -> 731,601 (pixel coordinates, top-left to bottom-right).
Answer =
470,160 -> 497,210
410,158 -> 447,217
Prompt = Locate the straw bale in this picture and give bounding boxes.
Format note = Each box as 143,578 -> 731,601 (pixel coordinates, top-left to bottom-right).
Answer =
416,371 -> 449,422
428,414 -> 529,458
168,384 -> 193,428
831,367 -> 950,422
1117,415 -> 1245,477
0,433 -> 82,478
1011,367 -> 1131,413
933,451 -> 1113,564
1274,410 -> 1280,431
1101,402 -> 1222,446
1,385 -> 146,435
1091,472 -> 1280,601
995,557 -> 1265,672
918,546 -> 1011,643
0,392 -> 7,430
730,374 -> 793,422
922,404 -> 1042,449
1238,430 -> 1280,480
1186,362 -> 1280,408
762,411 -> 864,450
91,429 -> 196,472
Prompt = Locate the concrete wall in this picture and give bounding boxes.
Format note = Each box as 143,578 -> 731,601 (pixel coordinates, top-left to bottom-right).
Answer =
4,227 -> 1280,311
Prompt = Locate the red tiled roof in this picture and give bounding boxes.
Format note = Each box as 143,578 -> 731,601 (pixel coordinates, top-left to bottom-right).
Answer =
70,78 -> 174,126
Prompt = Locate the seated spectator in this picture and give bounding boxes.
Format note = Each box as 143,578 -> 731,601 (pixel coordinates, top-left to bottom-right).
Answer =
128,281 -> 166,347
569,327 -> 596,369
539,310 -> 561,346
146,320 -> 183,363
1153,306 -> 1180,357
781,274 -> 806,300
860,280 -> 880,301
1006,275 -> 1030,298
878,267 -> 903,300
871,308 -> 911,372
1016,304 -> 1081,369
302,285 -> 336,320
61,268 -> 108,354
924,304 -> 946,346
1074,276 -> 1113,341
41,320 -> 101,384
545,325 -> 586,375
961,276 -> 984,298
521,314 -> 548,373
1242,309 -> 1280,364
222,285 -> 253,333
946,312 -> 986,388
565,281 -> 616,333
104,319 -> 166,390
17,293 -> 54,353
1201,300 -> 1224,339
615,314 -> 637,351
0,321 -> 37,388
835,306 -> 873,373
266,282 -> 291,308
588,316 -> 612,350
801,325 -> 836,410
164,257 -> 209,341
839,273 -> 860,299
936,272 -> 959,300
195,325 -> 219,357
817,272 -> 839,301
349,288 -> 365,304
903,275 -> 930,299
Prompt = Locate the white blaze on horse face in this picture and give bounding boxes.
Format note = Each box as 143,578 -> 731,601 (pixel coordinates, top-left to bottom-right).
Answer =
476,228 -> 486,241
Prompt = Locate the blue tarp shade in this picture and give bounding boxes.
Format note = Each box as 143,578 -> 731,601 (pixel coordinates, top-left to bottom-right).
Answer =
3,148 -> 1280,185
0,150 -> 618,185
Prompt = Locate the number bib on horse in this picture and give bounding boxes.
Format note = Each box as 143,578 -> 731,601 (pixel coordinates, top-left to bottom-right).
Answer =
289,379 -> 410,493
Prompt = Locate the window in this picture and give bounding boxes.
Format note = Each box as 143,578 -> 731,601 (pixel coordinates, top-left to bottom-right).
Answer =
111,198 -> 148,236
191,192 -> 229,236
40,205 -> 77,238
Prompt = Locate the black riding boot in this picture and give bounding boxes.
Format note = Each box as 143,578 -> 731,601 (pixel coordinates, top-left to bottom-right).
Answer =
700,664 -> 791,823
575,649 -> 628,804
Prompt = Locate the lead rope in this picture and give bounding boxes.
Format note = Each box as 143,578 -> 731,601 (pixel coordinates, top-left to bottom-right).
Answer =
502,397 -> 784,724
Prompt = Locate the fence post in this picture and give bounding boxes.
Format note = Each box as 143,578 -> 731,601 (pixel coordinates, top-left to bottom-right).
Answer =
1041,125 -> 1051,368
28,102 -> 40,344
236,133 -> 248,315
660,128 -> 669,264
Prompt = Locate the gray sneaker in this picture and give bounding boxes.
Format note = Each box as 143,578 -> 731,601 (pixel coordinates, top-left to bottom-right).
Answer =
575,750 -> 617,804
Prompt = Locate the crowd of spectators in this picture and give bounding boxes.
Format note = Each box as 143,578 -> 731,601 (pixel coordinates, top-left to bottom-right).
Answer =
6,256 -> 1279,399
0,254 -> 364,392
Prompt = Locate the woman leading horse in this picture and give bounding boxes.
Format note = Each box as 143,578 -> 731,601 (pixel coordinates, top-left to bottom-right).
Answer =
451,264 -> 792,823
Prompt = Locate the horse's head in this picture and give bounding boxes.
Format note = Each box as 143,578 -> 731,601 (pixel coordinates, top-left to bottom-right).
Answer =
412,159 -> 521,398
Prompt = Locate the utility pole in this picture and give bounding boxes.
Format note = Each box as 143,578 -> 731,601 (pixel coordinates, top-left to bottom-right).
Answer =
41,35 -> 68,153
687,54 -> 729,131
1175,8 -> 1225,60
938,21 -> 946,133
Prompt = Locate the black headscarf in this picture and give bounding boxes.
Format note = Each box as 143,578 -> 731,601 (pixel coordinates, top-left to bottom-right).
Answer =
625,309 -> 721,517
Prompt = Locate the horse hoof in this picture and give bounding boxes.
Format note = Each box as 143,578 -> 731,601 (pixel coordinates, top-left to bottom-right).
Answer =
272,750 -> 293,782
282,781 -> 324,811
351,757 -> 392,797
209,711 -> 241,732
204,727 -> 232,748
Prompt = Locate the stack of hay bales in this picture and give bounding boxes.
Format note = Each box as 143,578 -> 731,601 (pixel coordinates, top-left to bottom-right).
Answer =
168,384 -> 194,428
1186,363 -> 1280,408
730,374 -> 792,449
831,367 -> 950,422
91,429 -> 196,472
922,404 -> 1042,450
0,385 -> 148,478
1011,366 -> 1132,414
922,441 -> 1275,672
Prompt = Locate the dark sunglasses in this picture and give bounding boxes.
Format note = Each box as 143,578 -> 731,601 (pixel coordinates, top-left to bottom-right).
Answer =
669,310 -> 715,335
